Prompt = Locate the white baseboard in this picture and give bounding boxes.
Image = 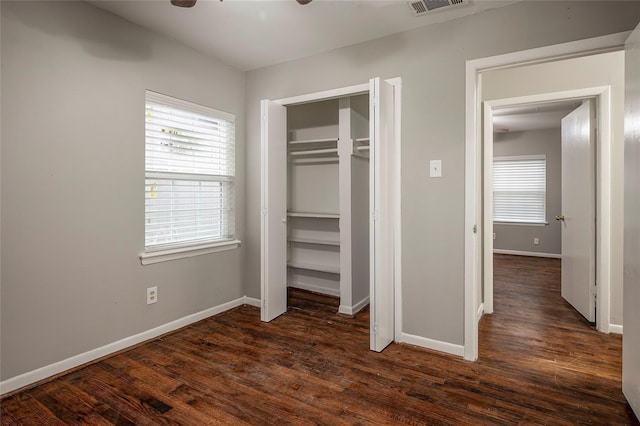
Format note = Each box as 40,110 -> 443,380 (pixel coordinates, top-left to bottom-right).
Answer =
493,249 -> 562,259
243,296 -> 261,308
477,303 -> 484,323
288,281 -> 340,297
0,295 -> 254,396
338,296 -> 370,315
399,332 -> 464,357
609,324 -> 623,334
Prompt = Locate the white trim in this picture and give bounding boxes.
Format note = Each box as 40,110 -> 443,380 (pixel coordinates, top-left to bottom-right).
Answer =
477,303 -> 484,323
389,77 -> 403,343
288,281 -> 341,297
400,333 -> 464,357
0,295 -> 253,396
275,83 -> 369,106
243,296 -> 262,308
140,240 -> 241,265
339,296 -> 370,315
483,101 -> 495,315
609,324 -> 623,334
464,32 -> 628,362
493,249 -> 562,259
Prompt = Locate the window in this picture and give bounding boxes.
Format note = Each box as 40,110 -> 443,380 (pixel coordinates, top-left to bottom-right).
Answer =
493,155 -> 546,224
142,91 -> 237,263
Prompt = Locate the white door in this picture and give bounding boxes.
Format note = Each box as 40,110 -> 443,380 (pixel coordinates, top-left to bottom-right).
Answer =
369,78 -> 395,351
623,21 -> 640,420
260,100 -> 288,322
559,100 -> 596,322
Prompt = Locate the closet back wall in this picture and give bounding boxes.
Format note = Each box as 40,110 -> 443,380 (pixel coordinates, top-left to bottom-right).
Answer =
1,1 -> 246,382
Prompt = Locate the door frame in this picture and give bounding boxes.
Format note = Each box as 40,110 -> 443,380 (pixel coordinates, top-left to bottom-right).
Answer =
464,31 -> 631,361
483,89 -> 609,326
260,78 -> 403,343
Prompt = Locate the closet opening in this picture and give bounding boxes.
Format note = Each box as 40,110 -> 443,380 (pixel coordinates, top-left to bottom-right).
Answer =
286,95 -> 371,318
261,78 -> 401,353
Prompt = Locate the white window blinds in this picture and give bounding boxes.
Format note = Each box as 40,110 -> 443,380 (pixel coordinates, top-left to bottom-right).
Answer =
493,155 -> 546,224
145,91 -> 235,251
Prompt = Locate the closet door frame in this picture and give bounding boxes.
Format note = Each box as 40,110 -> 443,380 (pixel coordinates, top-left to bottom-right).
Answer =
260,78 -> 403,350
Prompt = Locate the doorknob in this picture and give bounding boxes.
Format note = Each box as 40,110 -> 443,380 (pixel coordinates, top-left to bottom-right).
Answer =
282,218 -> 287,223
555,215 -> 565,221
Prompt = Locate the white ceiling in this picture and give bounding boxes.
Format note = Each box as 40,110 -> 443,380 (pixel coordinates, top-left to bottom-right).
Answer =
493,100 -> 583,133
89,0 -> 518,71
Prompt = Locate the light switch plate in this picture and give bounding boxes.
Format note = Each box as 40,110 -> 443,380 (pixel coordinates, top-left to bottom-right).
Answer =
430,160 -> 442,178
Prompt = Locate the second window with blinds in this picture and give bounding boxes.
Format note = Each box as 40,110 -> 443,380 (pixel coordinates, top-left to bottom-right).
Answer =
493,155 -> 547,224
141,91 -> 239,264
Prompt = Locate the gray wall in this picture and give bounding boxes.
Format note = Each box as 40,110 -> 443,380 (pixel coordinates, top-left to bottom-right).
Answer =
483,50 -> 626,326
493,128 -> 562,255
245,2 -> 640,346
1,1 -> 246,381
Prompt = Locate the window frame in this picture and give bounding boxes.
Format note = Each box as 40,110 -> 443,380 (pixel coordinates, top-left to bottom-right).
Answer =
492,154 -> 548,226
140,91 -> 240,265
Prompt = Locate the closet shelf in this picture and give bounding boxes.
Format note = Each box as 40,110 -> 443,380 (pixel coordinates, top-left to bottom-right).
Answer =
356,146 -> 370,151
287,212 -> 340,219
290,158 -> 339,164
287,261 -> 340,274
355,137 -> 370,143
288,237 -> 340,246
288,138 -> 339,145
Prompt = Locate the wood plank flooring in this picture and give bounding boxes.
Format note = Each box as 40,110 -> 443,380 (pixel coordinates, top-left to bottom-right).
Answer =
2,254 -> 638,424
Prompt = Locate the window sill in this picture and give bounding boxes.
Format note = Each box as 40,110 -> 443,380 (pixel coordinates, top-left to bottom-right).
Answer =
139,240 -> 241,265
494,222 -> 548,227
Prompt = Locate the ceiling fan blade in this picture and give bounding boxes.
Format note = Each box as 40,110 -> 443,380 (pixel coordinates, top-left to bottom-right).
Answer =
171,0 -> 197,7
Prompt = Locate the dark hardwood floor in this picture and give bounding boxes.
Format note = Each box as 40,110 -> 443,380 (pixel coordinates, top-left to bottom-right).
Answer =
2,254 -> 638,425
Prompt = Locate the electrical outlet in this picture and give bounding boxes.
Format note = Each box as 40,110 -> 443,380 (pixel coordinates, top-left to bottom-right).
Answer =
533,237 -> 539,245
147,286 -> 158,305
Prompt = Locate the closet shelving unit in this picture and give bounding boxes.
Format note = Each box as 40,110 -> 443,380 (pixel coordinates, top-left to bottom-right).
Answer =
285,95 -> 370,312
287,133 -> 342,279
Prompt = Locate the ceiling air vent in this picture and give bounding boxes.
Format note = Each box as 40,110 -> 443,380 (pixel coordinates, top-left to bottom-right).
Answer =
408,0 -> 466,16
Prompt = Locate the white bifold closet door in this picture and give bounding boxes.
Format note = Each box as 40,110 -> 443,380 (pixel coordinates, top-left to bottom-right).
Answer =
260,100 -> 287,322
369,77 -> 395,352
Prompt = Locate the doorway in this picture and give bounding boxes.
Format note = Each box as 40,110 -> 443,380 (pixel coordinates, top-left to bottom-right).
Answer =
260,78 -> 402,353
484,97 -> 598,326
464,34 -> 628,361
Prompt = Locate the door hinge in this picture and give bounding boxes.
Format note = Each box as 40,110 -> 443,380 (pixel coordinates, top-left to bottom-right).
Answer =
473,225 -> 477,234
592,284 -> 597,298
373,323 -> 378,335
